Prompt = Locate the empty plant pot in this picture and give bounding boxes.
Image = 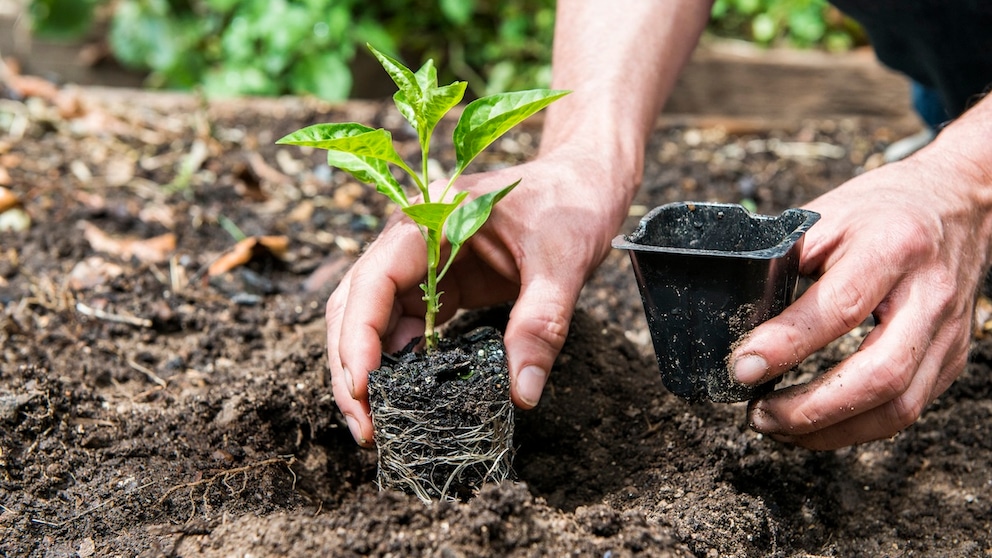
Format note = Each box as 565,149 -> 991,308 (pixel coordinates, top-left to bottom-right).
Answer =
612,202 -> 820,403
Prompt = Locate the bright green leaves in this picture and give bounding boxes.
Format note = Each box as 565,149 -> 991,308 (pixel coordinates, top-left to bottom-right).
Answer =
369,45 -> 467,159
276,123 -> 411,207
324,151 -> 408,209
368,46 -> 424,110
277,44 -> 568,351
277,123 -> 398,162
446,180 -> 519,248
402,192 -> 469,232
453,89 -> 569,177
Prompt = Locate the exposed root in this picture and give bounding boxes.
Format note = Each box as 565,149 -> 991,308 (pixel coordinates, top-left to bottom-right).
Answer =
373,397 -> 514,504
157,455 -> 297,523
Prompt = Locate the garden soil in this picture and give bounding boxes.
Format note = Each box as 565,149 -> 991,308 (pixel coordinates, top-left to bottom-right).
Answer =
2,85 -> 991,557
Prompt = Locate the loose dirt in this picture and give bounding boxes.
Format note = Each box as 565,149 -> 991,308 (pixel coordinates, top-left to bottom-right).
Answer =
2,84 -> 990,557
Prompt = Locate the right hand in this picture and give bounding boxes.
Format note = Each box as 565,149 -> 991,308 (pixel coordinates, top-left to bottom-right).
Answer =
324,148 -> 637,446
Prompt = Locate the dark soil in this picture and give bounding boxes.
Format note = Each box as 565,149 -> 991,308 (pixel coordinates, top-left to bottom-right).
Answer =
368,325 -> 514,503
2,85 -> 991,557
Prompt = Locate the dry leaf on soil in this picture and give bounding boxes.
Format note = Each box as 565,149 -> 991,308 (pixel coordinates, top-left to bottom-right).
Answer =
81,221 -> 176,264
68,256 -> 125,290
207,236 -> 289,277
0,187 -> 18,213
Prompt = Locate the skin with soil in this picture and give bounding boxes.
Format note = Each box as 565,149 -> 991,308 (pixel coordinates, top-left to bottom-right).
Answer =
1,88 -> 991,556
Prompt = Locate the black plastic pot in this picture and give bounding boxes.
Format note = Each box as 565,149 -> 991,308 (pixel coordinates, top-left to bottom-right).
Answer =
612,202 -> 820,403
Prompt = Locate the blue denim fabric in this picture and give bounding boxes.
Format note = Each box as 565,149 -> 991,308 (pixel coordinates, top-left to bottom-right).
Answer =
911,81 -> 949,130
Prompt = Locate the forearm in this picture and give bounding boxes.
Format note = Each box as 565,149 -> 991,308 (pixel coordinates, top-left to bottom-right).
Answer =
540,0 -> 714,196
914,93 -> 992,263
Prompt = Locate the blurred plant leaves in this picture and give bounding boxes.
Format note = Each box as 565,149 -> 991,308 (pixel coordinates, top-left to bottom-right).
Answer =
26,0 -> 861,99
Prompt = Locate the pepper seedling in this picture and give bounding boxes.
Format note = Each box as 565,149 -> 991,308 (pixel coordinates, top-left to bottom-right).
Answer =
278,45 -> 568,350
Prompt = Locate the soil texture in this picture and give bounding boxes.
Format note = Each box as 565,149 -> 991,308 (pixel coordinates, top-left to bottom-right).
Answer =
368,325 -> 514,503
2,84 -> 991,557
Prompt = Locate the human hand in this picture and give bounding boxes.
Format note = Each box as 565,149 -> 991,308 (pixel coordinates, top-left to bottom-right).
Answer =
731,137 -> 992,450
326,150 -> 637,446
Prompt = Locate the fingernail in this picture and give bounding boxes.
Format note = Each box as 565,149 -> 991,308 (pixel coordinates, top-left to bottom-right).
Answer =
733,354 -> 768,385
344,414 -> 368,446
517,366 -> 548,407
343,366 -> 356,397
749,402 -> 781,434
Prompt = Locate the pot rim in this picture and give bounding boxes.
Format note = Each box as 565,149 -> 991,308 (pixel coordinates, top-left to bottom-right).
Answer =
611,202 -> 820,260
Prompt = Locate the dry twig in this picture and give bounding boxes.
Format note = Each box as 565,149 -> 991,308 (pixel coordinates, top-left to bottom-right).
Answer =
75,301 -> 153,328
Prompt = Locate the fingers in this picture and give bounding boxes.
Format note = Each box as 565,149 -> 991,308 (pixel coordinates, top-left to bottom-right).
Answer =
338,222 -> 427,393
731,247 -> 900,386
326,222 -> 427,446
325,274 -> 375,447
505,272 -> 585,409
744,268 -> 972,449
757,335 -> 965,450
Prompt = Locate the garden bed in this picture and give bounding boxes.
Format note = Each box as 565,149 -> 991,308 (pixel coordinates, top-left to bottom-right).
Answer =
2,84 -> 990,556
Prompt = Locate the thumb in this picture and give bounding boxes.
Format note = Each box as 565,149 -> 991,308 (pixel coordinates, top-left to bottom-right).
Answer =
505,276 -> 581,409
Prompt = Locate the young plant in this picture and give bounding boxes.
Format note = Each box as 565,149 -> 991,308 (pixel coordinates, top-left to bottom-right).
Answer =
278,45 -> 568,351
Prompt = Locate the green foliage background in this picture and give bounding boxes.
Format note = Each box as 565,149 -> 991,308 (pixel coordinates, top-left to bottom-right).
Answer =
27,0 -> 863,101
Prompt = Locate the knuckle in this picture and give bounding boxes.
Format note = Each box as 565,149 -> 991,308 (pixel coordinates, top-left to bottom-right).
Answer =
864,357 -> 914,403
822,279 -> 873,331
535,310 -> 571,351
325,288 -> 346,323
918,268 -> 960,314
884,392 -> 927,432
516,301 -> 572,353
774,322 -> 814,365
329,370 -> 354,404
891,221 -> 935,255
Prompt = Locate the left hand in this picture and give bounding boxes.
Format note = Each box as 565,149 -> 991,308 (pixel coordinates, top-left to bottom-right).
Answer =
730,133 -> 992,450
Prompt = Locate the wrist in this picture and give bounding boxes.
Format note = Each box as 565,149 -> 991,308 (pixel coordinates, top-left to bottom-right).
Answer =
535,140 -> 643,215
914,95 -> 992,263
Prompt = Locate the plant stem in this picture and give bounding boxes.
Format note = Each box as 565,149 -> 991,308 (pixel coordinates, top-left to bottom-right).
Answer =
423,229 -> 442,350
421,145 -> 431,203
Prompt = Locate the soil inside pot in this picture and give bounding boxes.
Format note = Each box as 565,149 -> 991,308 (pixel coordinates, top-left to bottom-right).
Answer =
367,326 -> 514,503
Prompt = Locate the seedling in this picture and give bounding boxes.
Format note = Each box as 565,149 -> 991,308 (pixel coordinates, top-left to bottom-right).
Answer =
278,45 -> 568,350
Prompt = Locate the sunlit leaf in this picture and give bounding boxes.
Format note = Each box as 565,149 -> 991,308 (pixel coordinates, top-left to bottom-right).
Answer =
276,123 -> 406,168
422,82 -> 467,138
325,151 -> 408,208
368,44 -> 422,116
453,89 -> 569,176
445,180 -> 519,248
402,192 -> 469,232
391,58 -> 467,154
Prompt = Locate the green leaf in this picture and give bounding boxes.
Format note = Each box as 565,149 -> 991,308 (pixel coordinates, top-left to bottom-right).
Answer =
30,0 -> 99,39
440,0 -> 475,25
402,192 -> 469,232
423,82 -> 467,136
367,45 -> 423,114
276,123 -> 410,206
453,89 -> 569,176
391,58 -> 467,153
445,180 -> 519,248
325,151 -> 408,208
290,52 -> 352,101
752,13 -> 778,43
276,123 -> 406,167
